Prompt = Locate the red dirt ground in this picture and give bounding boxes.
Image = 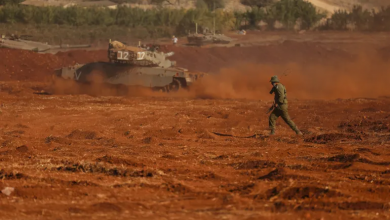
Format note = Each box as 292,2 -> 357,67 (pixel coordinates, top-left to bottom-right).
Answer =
1,33 -> 390,219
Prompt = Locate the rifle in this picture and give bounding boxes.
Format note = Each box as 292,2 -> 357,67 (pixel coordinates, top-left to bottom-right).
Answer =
267,102 -> 275,114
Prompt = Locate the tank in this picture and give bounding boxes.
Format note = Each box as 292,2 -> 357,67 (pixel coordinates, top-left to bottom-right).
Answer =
187,33 -> 233,46
107,40 -> 175,68
54,40 -> 206,92
187,23 -> 234,46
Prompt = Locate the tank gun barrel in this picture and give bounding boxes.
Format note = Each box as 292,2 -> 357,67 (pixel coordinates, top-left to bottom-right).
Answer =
50,44 -> 91,49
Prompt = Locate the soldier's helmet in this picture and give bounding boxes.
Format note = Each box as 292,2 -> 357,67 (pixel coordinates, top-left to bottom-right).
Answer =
270,75 -> 280,83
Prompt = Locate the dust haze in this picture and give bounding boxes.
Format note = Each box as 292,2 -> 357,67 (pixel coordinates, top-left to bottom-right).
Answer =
187,54 -> 390,100
52,54 -> 390,100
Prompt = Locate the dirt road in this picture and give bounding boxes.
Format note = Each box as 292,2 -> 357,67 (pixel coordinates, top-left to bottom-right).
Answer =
0,32 -> 390,219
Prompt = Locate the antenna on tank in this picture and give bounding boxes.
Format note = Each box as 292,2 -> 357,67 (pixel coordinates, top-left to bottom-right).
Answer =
196,23 -> 198,34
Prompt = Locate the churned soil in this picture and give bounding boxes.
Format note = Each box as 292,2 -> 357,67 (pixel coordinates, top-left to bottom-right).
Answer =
1,83 -> 390,219
1,32 -> 390,219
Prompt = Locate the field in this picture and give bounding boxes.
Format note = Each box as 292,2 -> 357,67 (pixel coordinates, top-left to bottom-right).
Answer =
1,31 -> 390,219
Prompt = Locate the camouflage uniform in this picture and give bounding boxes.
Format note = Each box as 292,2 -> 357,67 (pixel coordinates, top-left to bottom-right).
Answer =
269,76 -> 301,135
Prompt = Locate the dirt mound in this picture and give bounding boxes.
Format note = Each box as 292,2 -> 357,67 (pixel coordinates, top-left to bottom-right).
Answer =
95,155 -> 143,167
304,133 -> 363,144
339,118 -> 390,133
15,145 -> 29,153
279,186 -> 340,200
66,129 -> 97,140
231,160 -> 276,169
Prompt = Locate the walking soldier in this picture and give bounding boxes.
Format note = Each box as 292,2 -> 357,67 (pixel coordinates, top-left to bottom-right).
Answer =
268,75 -> 302,136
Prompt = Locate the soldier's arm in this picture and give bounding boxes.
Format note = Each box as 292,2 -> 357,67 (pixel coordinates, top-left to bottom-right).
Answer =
269,86 -> 275,94
276,86 -> 285,104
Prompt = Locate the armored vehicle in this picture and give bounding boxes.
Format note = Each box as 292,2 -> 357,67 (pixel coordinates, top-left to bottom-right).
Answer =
187,33 -> 233,46
54,40 -> 205,92
0,34 -> 90,52
187,23 -> 233,46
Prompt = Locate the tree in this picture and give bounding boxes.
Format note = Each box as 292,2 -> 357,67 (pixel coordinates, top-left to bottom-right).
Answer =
203,0 -> 225,11
330,10 -> 349,30
195,0 -> 208,10
371,6 -> 390,31
240,0 -> 273,8
267,0 -> 324,30
349,5 -> 371,30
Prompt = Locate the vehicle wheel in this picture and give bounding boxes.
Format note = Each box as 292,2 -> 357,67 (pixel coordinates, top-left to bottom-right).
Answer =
169,79 -> 181,92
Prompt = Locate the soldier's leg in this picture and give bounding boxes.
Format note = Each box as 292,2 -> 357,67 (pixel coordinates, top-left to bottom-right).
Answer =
279,105 -> 301,134
269,108 -> 280,135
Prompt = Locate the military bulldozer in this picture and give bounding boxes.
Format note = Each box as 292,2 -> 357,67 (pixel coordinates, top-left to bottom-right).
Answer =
54,40 -> 206,92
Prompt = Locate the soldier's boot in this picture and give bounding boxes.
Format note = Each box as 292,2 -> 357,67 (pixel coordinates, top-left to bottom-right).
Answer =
293,127 -> 303,136
270,129 -> 275,135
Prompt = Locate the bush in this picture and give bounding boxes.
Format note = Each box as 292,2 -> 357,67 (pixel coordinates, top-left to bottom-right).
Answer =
176,8 -> 236,34
245,7 -> 266,27
371,6 -> 390,31
349,5 -> 371,30
329,10 -> 349,30
326,5 -> 390,31
240,0 -> 273,8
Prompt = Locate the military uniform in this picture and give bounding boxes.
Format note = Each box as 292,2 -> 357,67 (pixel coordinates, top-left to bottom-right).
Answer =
269,76 -> 302,135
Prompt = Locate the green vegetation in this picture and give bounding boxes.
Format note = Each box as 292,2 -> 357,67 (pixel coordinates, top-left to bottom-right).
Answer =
324,5 -> 390,31
0,0 -> 23,5
0,0 -> 389,44
0,4 -> 236,36
268,0 -> 325,30
0,23 -> 152,45
240,0 -> 273,8
237,0 -> 325,30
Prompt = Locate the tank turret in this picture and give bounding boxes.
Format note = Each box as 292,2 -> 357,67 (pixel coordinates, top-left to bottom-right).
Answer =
108,40 -> 176,68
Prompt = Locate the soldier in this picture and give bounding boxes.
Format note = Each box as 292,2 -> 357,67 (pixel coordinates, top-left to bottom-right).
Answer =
269,75 -> 302,136
172,35 -> 178,45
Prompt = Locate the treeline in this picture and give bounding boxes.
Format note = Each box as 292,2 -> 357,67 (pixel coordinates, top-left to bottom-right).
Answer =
0,0 -> 390,37
324,5 -> 390,31
0,4 -> 236,35
237,0 -> 325,30
0,0 -> 325,34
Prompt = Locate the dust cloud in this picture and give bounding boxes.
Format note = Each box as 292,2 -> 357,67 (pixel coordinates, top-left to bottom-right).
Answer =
48,46 -> 390,100
188,54 -> 390,100
52,55 -> 390,100
50,74 -> 154,97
